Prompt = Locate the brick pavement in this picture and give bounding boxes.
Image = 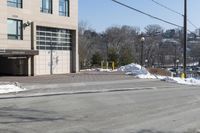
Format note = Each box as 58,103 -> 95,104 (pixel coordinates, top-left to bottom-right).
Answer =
0,71 -> 135,84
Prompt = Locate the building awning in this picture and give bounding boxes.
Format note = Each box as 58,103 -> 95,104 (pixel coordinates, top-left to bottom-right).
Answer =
0,49 -> 39,57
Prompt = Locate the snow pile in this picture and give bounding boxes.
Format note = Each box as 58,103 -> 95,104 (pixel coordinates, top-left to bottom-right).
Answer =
80,63 -> 200,86
0,83 -> 25,94
118,63 -> 200,86
162,77 -> 200,86
117,63 -> 156,79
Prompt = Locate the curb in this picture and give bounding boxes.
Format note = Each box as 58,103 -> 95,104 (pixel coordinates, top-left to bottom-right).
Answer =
0,87 -> 156,99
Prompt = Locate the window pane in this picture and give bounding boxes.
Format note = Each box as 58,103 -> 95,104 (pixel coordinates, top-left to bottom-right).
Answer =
7,0 -> 22,8
41,0 -> 52,13
36,26 -> 72,51
9,0 -> 17,3
7,19 -> 22,40
17,21 -> 22,38
59,0 -> 69,16
66,0 -> 69,16
43,0 -> 49,9
59,0 -> 65,12
7,19 -> 17,35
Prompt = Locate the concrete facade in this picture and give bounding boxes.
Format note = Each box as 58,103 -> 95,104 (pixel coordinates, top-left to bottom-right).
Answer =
0,0 -> 79,76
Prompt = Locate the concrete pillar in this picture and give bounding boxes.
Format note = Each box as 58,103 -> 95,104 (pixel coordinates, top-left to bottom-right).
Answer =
71,30 -> 79,73
31,22 -> 36,50
31,22 -> 37,76
27,56 -> 35,76
28,56 -> 31,76
31,56 -> 35,76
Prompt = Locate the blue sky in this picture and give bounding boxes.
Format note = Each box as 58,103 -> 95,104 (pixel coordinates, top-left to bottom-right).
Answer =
79,0 -> 200,33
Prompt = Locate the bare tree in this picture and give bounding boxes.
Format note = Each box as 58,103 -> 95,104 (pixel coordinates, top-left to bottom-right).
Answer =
79,22 -> 190,69
189,43 -> 200,63
78,21 -> 102,68
103,25 -> 139,66
143,24 -> 164,67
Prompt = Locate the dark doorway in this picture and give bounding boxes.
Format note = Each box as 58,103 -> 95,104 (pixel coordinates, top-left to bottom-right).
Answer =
0,57 -> 28,76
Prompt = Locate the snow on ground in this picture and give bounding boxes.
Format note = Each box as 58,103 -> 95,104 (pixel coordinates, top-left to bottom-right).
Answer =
162,77 -> 200,86
96,68 -> 113,72
0,84 -> 25,94
118,63 -> 200,85
80,68 -> 113,72
117,63 -> 200,86
80,63 -> 200,86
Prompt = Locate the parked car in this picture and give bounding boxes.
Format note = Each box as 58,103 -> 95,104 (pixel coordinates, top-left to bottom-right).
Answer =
195,67 -> 200,73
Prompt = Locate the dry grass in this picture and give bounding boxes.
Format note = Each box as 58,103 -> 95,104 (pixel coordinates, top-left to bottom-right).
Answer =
147,68 -> 171,76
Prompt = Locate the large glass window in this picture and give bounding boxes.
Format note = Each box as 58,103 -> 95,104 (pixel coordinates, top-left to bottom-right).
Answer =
7,19 -> 23,40
59,0 -> 69,16
40,0 -> 52,14
36,26 -> 72,51
7,0 -> 22,8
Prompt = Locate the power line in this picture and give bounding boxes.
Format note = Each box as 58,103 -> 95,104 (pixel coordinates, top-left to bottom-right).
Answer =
111,0 -> 182,28
187,19 -> 198,29
151,0 -> 183,16
151,0 -> 198,29
111,0 -> 199,36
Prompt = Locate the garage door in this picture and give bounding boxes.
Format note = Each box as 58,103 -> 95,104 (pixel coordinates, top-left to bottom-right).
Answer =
35,50 -> 71,75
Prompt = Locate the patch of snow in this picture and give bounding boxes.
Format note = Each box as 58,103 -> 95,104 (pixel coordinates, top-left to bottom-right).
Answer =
80,63 -> 200,86
154,75 -> 167,80
80,68 -> 97,72
162,77 -> 200,86
136,73 -> 156,79
96,68 -> 113,72
118,63 -> 200,86
0,84 -> 25,94
80,68 -> 113,72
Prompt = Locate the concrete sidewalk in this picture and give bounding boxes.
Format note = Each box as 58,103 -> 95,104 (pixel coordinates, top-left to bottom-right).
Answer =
1,71 -> 171,97
0,71 -> 163,98
0,71 -> 138,92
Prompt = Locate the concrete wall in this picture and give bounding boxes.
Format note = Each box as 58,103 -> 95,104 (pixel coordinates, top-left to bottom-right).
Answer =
0,0 -> 79,75
0,0 -> 78,49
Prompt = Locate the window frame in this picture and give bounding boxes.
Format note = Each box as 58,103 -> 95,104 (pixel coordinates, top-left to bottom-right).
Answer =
59,0 -> 70,17
7,18 -> 23,40
40,0 -> 53,14
7,0 -> 23,8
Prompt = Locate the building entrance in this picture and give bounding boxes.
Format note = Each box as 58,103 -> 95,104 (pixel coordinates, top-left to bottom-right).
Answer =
0,57 -> 28,76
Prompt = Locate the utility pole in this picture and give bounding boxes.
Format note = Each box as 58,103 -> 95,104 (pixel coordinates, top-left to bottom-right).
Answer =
183,0 -> 187,78
50,36 -> 53,75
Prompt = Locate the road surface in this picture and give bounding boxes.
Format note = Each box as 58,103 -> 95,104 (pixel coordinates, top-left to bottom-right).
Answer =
0,77 -> 200,133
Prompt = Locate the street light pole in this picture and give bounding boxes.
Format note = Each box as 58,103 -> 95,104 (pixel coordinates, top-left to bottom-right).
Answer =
183,0 -> 187,78
176,59 -> 180,76
140,37 -> 145,69
174,44 -> 177,68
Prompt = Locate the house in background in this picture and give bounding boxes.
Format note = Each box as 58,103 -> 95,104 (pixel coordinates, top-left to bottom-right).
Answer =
0,0 -> 78,76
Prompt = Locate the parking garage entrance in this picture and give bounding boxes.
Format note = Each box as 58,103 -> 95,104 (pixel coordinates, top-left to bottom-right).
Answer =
0,49 -> 38,76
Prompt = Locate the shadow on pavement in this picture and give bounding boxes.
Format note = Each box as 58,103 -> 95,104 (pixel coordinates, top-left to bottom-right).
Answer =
0,106 -> 64,124
133,129 -> 198,133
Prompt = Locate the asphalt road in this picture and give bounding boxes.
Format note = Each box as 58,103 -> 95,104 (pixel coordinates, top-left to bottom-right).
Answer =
0,78 -> 200,133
